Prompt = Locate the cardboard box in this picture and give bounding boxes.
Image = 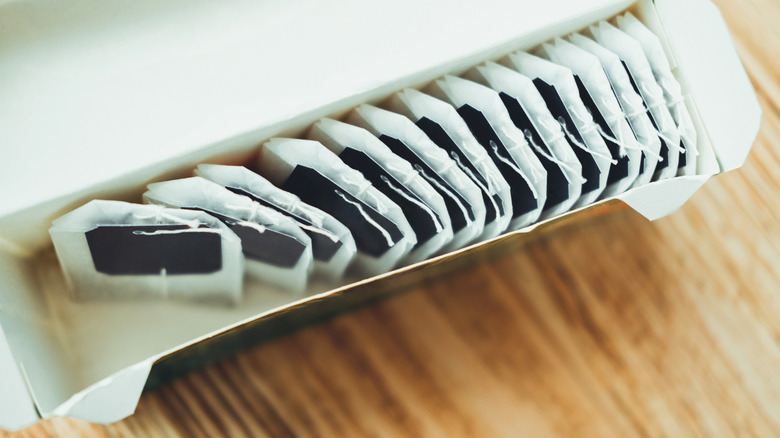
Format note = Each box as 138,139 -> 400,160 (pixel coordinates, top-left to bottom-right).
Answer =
0,0 -> 760,429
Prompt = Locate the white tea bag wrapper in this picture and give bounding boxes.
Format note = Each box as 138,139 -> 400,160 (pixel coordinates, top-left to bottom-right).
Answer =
591,21 -> 683,181
257,138 -> 417,277
385,88 -> 513,239
617,12 -> 698,176
195,164 -> 357,281
541,38 -> 643,197
569,32 -> 663,188
309,118 -> 452,264
144,177 -> 314,293
465,62 -> 584,218
347,104 -> 485,251
507,51 -> 614,208
50,200 -> 244,305
426,75 -> 547,229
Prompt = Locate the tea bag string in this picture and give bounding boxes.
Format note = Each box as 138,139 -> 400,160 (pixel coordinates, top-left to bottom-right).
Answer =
335,190 -> 395,248
658,82 -> 700,158
137,206 -> 203,232
423,149 -> 458,178
496,125 -> 543,181
556,116 -> 617,164
225,202 -> 269,232
469,150 -> 502,195
596,99 -> 662,161
489,140 -> 539,200
414,164 -> 472,228
450,151 -> 500,216
380,174 -> 444,234
523,129 -> 585,185
639,83 -> 687,155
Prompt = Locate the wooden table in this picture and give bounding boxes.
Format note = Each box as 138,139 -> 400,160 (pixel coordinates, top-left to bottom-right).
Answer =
6,0 -> 780,436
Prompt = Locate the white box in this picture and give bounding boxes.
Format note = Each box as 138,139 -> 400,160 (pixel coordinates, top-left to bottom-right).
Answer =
0,0 -> 760,430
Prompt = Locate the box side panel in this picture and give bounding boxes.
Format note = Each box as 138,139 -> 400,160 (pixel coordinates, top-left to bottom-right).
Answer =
0,323 -> 38,431
651,0 -> 761,172
0,0 -> 634,252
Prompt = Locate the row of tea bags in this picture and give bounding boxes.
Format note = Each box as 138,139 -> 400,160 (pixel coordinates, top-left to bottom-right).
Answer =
49,13 -> 698,305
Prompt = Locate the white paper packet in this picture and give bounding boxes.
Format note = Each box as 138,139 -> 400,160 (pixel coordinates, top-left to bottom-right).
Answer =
308,118 -> 452,264
541,38 -> 643,197
591,21 -> 684,181
425,75 -> 547,229
617,12 -> 698,176
384,88 -> 513,239
143,177 -> 314,293
464,62 -> 584,218
569,32 -> 663,188
507,51 -> 614,208
194,164 -> 357,281
49,200 -> 244,305
347,104 -> 485,251
257,138 -> 417,277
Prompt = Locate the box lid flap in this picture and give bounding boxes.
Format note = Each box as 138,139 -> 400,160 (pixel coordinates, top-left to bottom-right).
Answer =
0,0 -> 632,221
652,0 -> 761,172
0,324 -> 39,431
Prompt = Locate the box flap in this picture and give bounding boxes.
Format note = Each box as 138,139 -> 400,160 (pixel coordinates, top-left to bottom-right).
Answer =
0,0 -> 633,226
0,324 -> 39,431
652,0 -> 761,172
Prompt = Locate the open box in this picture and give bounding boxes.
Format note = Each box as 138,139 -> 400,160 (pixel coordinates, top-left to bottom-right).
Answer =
0,0 -> 760,430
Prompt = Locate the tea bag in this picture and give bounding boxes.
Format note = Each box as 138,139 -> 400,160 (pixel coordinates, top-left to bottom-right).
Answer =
347,104 -> 485,250
569,32 -> 663,188
194,164 -> 357,281
617,12 -> 698,175
426,75 -> 547,229
49,200 -> 244,305
591,21 -> 683,181
309,118 -> 453,263
385,88 -> 513,239
257,138 -> 417,277
144,177 -> 314,293
507,51 -> 613,208
541,38 -> 643,197
465,62 -> 584,219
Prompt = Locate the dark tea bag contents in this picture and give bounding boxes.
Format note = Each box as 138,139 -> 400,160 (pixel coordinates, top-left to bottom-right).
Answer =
257,138 -> 417,277
49,200 -> 244,305
591,21 -> 683,181
426,75 -> 548,230
617,13 -> 698,176
570,32 -> 663,188
542,38 -> 644,197
309,118 -> 453,262
143,177 -> 314,293
385,88 -> 513,240
347,104 -> 486,250
195,164 -> 357,281
507,51 -> 614,208
465,62 -> 584,219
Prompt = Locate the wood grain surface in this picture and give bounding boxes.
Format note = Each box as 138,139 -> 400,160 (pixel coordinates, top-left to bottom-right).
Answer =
5,0 -> 779,436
